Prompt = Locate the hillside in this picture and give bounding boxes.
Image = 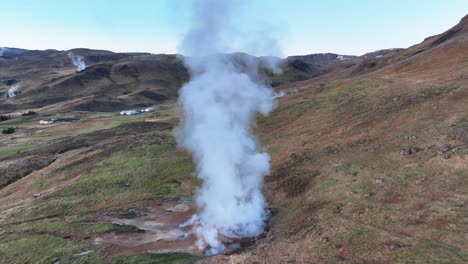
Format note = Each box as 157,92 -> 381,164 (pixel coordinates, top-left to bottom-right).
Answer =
0,15 -> 466,264
236,14 -> 468,263
0,46 -> 377,114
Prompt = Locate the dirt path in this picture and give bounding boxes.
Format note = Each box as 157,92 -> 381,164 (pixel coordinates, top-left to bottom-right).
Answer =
92,202 -> 199,256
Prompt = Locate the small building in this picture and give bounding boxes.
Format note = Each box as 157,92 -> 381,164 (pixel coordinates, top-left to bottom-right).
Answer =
39,118 -> 56,124
119,110 -> 139,116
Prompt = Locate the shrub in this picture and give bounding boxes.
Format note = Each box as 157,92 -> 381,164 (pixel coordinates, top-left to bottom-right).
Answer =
22,111 -> 36,116
0,115 -> 11,122
2,127 -> 15,134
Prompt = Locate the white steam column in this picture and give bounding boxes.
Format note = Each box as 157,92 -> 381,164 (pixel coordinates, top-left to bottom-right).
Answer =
7,84 -> 19,98
67,51 -> 86,72
176,0 -> 279,255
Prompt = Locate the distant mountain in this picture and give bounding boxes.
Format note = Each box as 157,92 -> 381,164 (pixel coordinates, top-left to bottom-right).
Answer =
1,14 -> 467,113
0,50 -> 187,112
0,47 -> 356,112
0,47 -> 59,58
287,53 -> 357,66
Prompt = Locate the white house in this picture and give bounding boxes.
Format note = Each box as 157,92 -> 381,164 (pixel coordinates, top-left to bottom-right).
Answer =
119,110 -> 139,116
39,118 -> 56,124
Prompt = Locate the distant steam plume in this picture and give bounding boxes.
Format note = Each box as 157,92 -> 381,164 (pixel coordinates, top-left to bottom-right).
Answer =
67,51 -> 86,72
0,47 -> 5,56
7,84 -> 19,98
176,0 -> 281,255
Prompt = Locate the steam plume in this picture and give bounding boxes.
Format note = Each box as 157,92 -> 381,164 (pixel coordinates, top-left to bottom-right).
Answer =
0,47 -> 5,57
67,51 -> 86,72
176,0 -> 280,254
7,84 -> 19,98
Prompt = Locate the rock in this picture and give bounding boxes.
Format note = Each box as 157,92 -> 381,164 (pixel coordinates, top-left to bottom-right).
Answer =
335,204 -> 343,213
126,208 -> 141,218
165,203 -> 190,212
451,146 -> 461,153
178,233 -> 190,239
389,242 -> 402,250
32,193 -> 41,198
369,144 -> 382,153
226,242 -> 241,250
400,148 -> 411,156
319,237 -> 329,243
364,192 -> 374,198
415,178 -> 425,185
311,170 -> 321,177
375,178 -> 384,184
204,246 -> 223,256
413,146 -> 424,152
405,135 -> 417,141
438,144 -> 454,159
267,207 -> 279,217
441,144 -> 452,152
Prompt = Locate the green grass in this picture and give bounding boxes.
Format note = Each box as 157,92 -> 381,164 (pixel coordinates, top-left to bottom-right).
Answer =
320,178 -> 338,190
271,197 -> 303,225
27,137 -> 195,220
259,134 -> 271,146
109,253 -> 198,264
390,239 -> 467,264
337,227 -> 374,250
448,169 -> 468,190
0,234 -> 198,264
0,143 -> 42,160
2,137 -> 198,262
8,217 -> 141,234
0,234 -> 103,264
9,218 -> 71,233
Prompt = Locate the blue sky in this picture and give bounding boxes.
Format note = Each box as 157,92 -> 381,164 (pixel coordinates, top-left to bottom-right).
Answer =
0,0 -> 466,56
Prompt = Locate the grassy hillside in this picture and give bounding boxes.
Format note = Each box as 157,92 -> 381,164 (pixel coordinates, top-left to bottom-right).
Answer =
0,103 -> 200,263
226,16 -> 468,264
